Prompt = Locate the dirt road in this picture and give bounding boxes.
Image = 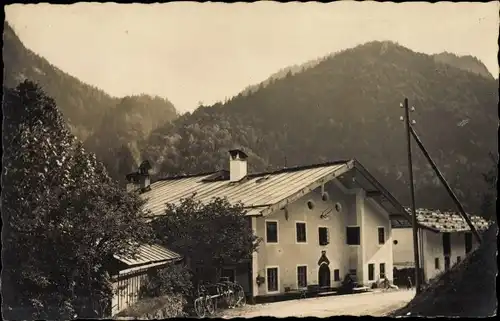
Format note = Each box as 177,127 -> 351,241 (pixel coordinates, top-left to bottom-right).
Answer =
221,289 -> 416,318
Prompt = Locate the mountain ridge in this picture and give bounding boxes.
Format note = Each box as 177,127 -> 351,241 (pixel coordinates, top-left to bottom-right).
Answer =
3,21 -> 179,181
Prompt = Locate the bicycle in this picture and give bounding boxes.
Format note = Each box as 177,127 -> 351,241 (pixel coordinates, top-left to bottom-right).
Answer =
215,281 -> 236,309
194,283 -> 216,317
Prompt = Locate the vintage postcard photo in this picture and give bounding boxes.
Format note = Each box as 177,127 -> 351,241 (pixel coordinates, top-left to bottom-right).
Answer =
2,1 -> 498,319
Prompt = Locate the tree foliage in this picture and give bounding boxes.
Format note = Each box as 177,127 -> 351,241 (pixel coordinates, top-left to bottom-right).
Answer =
151,197 -> 260,283
480,152 -> 498,221
140,264 -> 193,299
2,81 -> 153,319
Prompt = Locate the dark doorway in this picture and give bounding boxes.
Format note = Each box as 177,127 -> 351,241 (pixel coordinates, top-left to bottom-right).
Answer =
221,268 -> 235,282
318,264 -> 331,287
444,256 -> 451,271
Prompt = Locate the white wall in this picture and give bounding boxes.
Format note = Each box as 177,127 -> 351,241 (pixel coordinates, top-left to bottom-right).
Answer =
393,228 -> 475,283
392,228 -> 415,268
254,180 -> 354,296
362,198 -> 394,285
252,178 -> 394,296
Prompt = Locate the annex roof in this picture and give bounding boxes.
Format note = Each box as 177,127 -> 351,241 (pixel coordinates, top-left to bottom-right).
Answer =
113,243 -> 181,267
392,208 -> 490,233
140,159 -> 412,223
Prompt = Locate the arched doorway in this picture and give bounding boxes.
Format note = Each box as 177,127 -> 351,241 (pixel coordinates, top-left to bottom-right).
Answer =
318,263 -> 331,287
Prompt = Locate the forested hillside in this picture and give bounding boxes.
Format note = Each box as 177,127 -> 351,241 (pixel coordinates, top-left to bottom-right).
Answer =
2,22 -> 178,181
142,41 -> 498,215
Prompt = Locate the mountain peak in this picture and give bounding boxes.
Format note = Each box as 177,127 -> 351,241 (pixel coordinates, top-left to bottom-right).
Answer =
433,52 -> 493,79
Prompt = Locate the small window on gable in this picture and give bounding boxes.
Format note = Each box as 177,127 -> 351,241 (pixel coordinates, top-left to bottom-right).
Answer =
322,192 -> 330,202
435,257 -> 440,269
307,200 -> 315,210
335,202 -> 342,212
378,227 -> 385,245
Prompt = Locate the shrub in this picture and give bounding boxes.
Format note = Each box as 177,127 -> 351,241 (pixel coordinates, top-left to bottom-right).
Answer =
115,294 -> 186,319
139,263 -> 193,299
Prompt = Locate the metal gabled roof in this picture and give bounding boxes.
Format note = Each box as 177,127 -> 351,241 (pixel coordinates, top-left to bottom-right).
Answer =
113,243 -> 181,267
141,161 -> 353,217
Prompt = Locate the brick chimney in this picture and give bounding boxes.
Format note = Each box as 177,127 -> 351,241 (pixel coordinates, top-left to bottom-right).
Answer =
229,149 -> 248,182
126,160 -> 152,192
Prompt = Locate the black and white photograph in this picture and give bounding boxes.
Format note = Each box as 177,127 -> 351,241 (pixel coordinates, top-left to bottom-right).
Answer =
2,1 -> 498,319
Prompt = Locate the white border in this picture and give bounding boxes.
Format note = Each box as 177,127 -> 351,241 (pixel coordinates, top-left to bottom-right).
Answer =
265,265 -> 280,294
379,262 -> 386,279
295,221 -> 308,244
318,225 -> 329,246
377,226 -> 386,246
265,219 -> 279,244
367,263 -> 375,281
296,264 -> 308,289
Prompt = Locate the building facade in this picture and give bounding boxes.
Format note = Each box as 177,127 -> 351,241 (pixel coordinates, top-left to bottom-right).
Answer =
131,150 -> 412,301
392,209 -> 488,283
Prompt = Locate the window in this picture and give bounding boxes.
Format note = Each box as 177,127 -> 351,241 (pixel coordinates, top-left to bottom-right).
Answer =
442,233 -> 451,256
335,202 -> 342,212
444,256 -> 451,271
319,227 -> 329,245
393,240 -> 399,245
297,266 -> 307,288
296,222 -> 307,243
368,264 -> 375,281
346,226 -> 360,245
465,232 -> 473,254
266,267 -> 279,292
266,221 -> 278,243
378,227 -> 385,245
334,269 -> 340,281
322,192 -> 330,202
379,263 -> 386,279
435,257 -> 440,269
307,200 -> 315,210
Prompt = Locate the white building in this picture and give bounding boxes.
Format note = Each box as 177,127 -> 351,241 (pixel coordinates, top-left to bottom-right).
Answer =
131,150 -> 413,302
392,209 -> 489,283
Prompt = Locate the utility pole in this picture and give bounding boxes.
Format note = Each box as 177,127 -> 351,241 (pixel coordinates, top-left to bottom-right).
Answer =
401,97 -> 421,294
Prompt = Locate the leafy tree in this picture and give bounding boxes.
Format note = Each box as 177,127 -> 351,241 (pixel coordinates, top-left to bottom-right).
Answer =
151,196 -> 260,284
480,152 -> 497,221
2,81 -> 153,319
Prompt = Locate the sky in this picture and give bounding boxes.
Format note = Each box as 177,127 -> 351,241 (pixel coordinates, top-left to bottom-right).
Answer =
5,2 -> 499,113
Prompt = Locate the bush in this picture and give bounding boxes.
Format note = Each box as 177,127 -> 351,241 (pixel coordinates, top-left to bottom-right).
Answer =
115,294 -> 186,319
139,263 -> 193,299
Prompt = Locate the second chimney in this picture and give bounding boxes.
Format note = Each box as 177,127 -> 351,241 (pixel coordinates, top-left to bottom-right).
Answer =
229,149 -> 248,182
